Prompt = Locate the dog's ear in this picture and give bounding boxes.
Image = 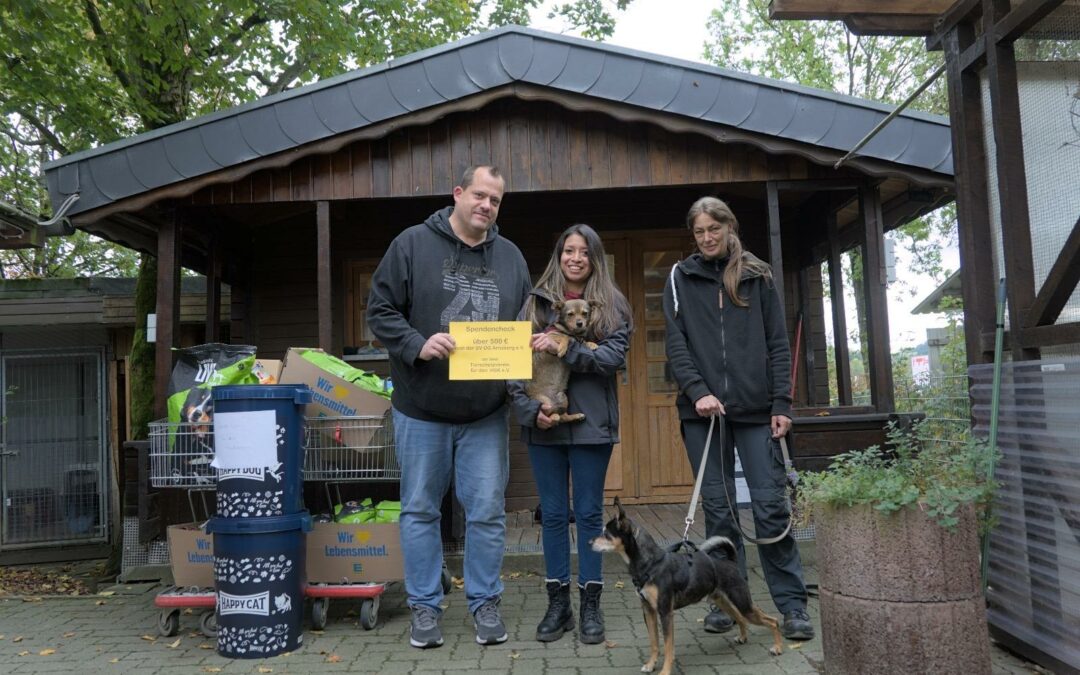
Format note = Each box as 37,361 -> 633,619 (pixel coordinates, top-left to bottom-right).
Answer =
553,300 -> 565,312
614,495 -> 626,520
588,299 -> 601,309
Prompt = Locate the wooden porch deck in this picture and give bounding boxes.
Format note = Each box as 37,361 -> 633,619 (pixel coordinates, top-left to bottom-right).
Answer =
499,503 -> 747,554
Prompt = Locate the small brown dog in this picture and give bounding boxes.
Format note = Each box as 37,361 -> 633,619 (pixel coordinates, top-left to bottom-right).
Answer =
524,298 -> 599,425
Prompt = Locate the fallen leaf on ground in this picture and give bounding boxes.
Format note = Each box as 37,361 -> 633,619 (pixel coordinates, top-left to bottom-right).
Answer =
509,651 -> 520,659
63,632 -> 75,638
257,667 -> 273,673
23,596 -> 43,602
310,629 -> 324,635
39,648 -> 56,655
451,576 -> 465,589
109,658 -> 119,663
202,667 -> 221,673
140,635 -> 156,642
168,639 -> 181,649
95,600 -> 107,606
198,643 -> 213,650
17,650 -> 29,656
13,635 -> 23,642
508,572 -> 521,579
614,581 -> 624,589
97,591 -> 115,596
183,608 -> 194,615
326,654 -> 342,663
789,642 -> 803,649
605,640 -> 618,648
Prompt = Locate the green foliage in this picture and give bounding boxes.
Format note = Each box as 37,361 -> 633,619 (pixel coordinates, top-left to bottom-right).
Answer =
797,421 -> 999,533
0,0 -> 632,279
705,1 -> 946,113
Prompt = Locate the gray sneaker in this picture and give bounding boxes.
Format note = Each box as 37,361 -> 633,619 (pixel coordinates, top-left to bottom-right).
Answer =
473,599 -> 508,645
409,605 -> 443,649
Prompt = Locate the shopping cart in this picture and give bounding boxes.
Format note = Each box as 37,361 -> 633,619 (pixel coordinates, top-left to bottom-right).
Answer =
303,414 -> 442,631
148,421 -> 218,637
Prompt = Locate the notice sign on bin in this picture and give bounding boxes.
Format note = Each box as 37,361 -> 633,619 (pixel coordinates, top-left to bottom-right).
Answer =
210,410 -> 277,470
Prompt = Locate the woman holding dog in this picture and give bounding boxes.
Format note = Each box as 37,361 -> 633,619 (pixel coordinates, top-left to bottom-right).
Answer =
662,196 -> 814,641
508,224 -> 631,644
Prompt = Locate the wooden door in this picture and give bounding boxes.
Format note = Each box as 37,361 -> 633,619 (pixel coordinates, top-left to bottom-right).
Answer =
603,232 -> 695,502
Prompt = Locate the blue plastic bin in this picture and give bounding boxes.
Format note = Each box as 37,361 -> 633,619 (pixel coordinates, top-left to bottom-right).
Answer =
211,385 -> 312,518
207,512 -> 312,658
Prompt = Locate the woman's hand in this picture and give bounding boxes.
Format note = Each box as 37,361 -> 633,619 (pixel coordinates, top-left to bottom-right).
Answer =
771,415 -> 792,438
694,394 -> 726,417
531,332 -> 560,355
536,402 -> 556,430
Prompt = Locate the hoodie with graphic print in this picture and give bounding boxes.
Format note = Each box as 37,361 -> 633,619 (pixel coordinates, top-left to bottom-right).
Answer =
367,206 -> 531,423
662,253 -> 792,424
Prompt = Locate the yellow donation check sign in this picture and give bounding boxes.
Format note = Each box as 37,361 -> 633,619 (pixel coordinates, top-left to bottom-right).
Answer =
448,321 -> 532,380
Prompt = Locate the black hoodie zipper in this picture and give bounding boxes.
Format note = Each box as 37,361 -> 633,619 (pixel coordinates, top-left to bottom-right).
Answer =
717,279 -> 728,402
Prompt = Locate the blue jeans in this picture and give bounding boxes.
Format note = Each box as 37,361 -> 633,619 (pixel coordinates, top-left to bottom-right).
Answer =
393,406 -> 509,614
528,443 -> 613,585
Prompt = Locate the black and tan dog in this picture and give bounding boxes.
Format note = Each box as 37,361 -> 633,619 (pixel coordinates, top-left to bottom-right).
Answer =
524,298 -> 598,425
592,497 -> 783,674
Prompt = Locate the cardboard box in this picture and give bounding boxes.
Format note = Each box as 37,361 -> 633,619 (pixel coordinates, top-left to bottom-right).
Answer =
168,523 -> 215,588
306,521 -> 404,583
279,348 -> 392,467
252,359 -> 282,385
279,348 -> 391,420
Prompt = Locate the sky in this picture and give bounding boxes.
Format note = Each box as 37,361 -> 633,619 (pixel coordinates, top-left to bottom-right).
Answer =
530,0 -> 960,351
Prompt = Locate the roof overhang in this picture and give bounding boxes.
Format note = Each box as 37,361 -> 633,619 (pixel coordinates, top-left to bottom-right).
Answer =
768,0 -> 954,35
43,25 -> 953,228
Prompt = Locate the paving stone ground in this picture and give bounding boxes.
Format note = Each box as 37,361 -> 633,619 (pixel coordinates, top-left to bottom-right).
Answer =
0,551 -> 1042,674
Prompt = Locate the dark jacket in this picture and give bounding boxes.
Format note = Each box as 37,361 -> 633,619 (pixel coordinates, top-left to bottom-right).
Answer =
662,253 -> 792,424
508,289 -> 630,445
366,206 -> 531,423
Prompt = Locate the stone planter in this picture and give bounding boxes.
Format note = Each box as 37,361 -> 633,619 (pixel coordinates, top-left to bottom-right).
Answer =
816,502 -> 991,674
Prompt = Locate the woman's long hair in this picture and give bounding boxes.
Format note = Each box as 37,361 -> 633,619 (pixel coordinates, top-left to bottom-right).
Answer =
527,224 -> 633,338
686,197 -> 771,308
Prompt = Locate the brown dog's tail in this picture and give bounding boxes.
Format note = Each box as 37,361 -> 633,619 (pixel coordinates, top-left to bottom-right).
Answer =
699,536 -> 737,560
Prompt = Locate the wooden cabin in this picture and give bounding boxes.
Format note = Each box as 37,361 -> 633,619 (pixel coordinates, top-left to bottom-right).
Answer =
40,26 -> 953,512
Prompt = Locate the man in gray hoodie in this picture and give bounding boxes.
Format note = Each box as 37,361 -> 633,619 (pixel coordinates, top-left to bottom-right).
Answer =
367,165 -> 531,649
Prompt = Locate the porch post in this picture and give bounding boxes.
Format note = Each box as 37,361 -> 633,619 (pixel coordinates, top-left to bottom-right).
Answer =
316,201 -> 332,352
944,23 -> 998,366
765,181 -> 786,308
983,0 -> 1039,361
858,183 -> 895,412
154,211 -> 182,419
797,266 -> 818,405
205,230 -> 222,343
826,211 -> 853,406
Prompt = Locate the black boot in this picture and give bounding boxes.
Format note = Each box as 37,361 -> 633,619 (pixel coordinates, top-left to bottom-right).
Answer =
536,580 -> 574,642
579,581 -> 605,644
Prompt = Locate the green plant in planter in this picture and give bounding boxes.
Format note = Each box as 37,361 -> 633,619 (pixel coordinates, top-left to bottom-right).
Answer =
795,421 -> 999,535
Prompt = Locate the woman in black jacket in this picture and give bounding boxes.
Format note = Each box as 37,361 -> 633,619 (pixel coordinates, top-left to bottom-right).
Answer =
662,197 -> 814,641
509,224 -> 631,645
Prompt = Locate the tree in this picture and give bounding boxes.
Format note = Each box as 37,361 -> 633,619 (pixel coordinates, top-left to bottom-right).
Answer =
0,1 -> 633,276
705,2 -> 958,402
1,1 -> 631,571
704,2 -> 954,280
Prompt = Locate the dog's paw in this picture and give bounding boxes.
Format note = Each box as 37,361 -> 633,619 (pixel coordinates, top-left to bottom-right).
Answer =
734,635 -> 748,645
769,645 -> 783,656
640,662 -> 656,673
585,341 -> 598,350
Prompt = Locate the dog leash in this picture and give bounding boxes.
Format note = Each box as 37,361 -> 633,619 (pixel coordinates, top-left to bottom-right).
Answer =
681,414 -> 795,546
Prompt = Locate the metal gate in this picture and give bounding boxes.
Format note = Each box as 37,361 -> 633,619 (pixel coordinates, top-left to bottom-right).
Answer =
1,349 -> 108,549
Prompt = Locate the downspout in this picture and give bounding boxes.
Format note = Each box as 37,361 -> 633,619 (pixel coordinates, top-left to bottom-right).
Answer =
980,277 -> 1007,591
37,193 -> 80,237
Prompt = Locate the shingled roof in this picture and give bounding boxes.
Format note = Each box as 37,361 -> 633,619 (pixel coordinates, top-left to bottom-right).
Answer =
43,25 -> 952,219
